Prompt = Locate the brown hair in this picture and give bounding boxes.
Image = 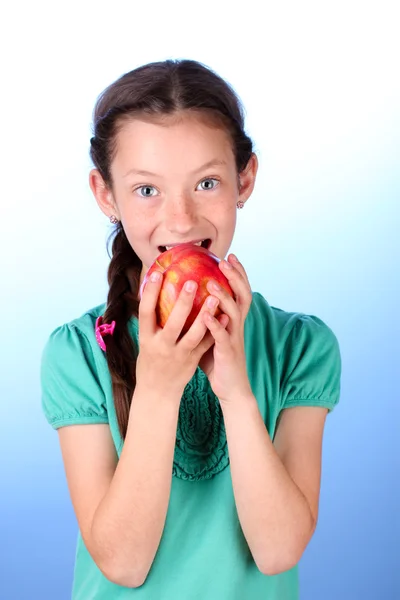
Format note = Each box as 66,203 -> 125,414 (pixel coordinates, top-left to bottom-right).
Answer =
89,59 -> 254,440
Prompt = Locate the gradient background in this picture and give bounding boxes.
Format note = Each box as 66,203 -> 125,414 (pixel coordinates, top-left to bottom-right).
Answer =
2,1 -> 398,599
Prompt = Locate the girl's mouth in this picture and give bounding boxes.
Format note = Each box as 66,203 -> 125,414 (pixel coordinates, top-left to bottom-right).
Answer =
158,239 -> 211,253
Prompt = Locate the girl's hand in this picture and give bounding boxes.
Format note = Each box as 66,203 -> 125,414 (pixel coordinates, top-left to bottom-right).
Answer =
199,255 -> 253,404
136,271 -> 223,400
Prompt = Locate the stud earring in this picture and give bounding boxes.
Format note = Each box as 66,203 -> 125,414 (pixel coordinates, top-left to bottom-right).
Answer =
237,201 -> 245,209
109,215 -> 119,224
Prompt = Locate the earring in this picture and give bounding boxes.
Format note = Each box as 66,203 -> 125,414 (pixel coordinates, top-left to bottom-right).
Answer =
109,215 -> 119,224
237,201 -> 245,209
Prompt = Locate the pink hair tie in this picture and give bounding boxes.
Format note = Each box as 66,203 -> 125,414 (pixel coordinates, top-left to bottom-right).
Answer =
95,316 -> 116,351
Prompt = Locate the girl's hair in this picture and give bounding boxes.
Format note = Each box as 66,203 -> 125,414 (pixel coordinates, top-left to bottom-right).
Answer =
89,59 -> 254,440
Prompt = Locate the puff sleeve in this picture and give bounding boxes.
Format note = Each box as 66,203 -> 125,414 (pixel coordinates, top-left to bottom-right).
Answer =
40,323 -> 109,429
280,314 -> 342,412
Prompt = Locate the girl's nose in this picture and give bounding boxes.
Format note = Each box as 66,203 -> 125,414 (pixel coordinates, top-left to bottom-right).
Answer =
164,195 -> 198,235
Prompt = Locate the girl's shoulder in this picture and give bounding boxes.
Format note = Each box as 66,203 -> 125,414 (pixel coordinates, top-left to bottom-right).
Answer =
41,301 -> 112,366
249,290 -> 339,343
248,291 -> 342,412
51,302 -> 107,341
40,302 -> 109,430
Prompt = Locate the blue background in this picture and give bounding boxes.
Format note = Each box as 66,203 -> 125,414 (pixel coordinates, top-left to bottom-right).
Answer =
2,1 -> 398,599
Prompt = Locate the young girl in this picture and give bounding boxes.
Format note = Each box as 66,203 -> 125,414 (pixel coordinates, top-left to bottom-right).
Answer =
40,59 -> 341,600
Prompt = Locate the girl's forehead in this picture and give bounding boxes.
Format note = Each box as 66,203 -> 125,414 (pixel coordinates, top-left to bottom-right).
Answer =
112,115 -> 235,176
116,112 -> 231,143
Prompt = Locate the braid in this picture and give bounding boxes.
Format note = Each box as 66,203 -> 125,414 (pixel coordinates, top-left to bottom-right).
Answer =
103,224 -> 142,440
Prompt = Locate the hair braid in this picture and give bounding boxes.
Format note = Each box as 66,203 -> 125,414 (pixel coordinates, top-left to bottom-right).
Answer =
102,224 -> 142,440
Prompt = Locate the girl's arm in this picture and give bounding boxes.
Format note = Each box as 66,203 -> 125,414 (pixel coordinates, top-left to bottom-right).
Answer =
58,388 -> 180,588
199,255 -> 334,576
58,274 -> 223,588
221,398 -> 327,575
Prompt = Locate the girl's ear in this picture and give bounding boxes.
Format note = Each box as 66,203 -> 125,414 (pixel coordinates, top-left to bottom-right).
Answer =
238,153 -> 258,203
89,169 -> 120,219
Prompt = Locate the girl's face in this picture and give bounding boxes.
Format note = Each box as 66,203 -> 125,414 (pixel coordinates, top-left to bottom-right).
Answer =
91,112 -> 257,282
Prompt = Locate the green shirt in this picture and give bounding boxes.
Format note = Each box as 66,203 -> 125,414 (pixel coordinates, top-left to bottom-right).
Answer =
40,291 -> 341,600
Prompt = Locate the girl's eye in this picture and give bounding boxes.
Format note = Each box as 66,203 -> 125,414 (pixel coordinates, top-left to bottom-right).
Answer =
135,185 -> 158,197
197,178 -> 219,191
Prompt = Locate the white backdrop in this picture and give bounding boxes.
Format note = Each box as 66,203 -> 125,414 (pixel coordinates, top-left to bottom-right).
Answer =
1,1 -> 398,599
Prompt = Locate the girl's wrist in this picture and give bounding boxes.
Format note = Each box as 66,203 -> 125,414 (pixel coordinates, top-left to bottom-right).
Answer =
133,381 -> 184,410
219,389 -> 258,415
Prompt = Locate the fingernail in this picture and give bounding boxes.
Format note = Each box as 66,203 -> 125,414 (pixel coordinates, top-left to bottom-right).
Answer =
211,281 -> 221,291
223,260 -> 233,269
230,254 -> 238,262
185,280 -> 197,292
207,296 -> 218,309
151,271 -> 161,282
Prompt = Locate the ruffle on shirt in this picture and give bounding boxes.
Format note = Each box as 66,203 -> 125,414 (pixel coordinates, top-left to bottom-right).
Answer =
173,367 -> 229,481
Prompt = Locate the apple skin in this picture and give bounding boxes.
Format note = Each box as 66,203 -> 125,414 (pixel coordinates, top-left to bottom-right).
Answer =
140,243 -> 234,334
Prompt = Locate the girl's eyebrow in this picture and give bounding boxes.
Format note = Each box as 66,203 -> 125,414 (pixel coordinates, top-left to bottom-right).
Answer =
123,159 -> 227,179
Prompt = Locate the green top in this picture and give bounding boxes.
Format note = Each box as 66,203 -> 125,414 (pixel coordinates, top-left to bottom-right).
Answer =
40,291 -> 341,600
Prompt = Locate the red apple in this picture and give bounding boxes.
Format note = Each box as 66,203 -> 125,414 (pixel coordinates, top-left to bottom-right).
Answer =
140,243 -> 234,334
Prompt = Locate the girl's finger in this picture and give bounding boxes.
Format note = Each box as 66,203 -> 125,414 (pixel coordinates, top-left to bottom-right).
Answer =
180,293 -> 220,350
161,280 -> 200,344
203,310 -> 230,345
217,313 -> 230,329
193,313 -> 229,358
219,258 -> 253,312
227,254 -> 251,288
206,279 -> 240,325
138,271 -> 163,337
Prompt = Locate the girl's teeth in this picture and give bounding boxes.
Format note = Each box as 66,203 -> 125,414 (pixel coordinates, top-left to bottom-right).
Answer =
165,240 -> 204,251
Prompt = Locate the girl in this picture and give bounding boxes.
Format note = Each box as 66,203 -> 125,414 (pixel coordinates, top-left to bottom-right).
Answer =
40,59 -> 341,600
